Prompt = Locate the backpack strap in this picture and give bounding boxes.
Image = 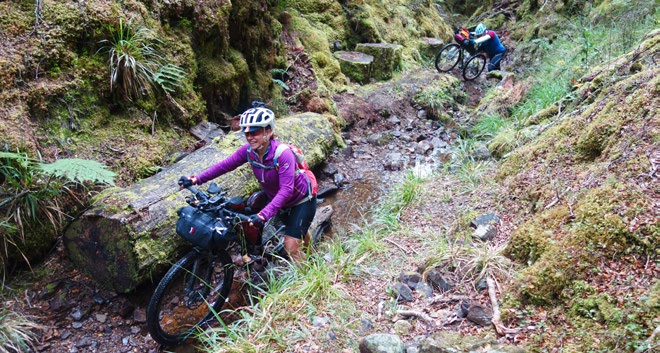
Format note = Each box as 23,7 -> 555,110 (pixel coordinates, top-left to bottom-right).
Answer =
274,143 -> 315,205
272,144 -> 289,170
246,145 -> 285,170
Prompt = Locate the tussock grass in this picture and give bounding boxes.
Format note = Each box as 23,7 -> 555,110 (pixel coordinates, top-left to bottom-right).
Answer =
471,113 -> 508,139
0,307 -> 40,353
373,170 -> 424,231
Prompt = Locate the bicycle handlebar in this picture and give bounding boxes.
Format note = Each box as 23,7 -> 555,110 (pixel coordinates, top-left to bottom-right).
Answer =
178,176 -> 253,223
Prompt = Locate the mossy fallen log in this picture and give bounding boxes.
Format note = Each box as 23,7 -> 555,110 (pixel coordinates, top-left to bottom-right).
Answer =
64,113 -> 342,293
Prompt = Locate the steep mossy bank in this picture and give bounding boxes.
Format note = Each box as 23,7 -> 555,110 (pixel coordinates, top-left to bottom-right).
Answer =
491,31 -> 659,351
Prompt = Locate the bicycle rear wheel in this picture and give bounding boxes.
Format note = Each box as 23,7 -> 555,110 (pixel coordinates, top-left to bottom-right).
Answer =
147,249 -> 234,346
435,43 -> 461,72
463,54 -> 486,81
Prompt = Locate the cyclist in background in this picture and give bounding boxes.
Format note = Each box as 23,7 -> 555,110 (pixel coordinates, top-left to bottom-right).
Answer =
470,23 -> 507,72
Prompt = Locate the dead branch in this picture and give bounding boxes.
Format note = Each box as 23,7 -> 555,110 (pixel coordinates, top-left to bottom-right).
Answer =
383,237 -> 418,255
439,312 -> 461,327
397,309 -> 434,325
487,276 -> 520,335
377,300 -> 384,321
427,294 -> 469,305
165,92 -> 189,120
151,111 -> 157,136
545,187 -> 570,209
105,144 -> 124,154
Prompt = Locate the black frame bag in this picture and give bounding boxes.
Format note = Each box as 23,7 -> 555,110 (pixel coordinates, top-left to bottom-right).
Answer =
175,206 -> 228,249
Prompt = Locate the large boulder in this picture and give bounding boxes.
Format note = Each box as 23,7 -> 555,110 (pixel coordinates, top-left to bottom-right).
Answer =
64,113 -> 342,293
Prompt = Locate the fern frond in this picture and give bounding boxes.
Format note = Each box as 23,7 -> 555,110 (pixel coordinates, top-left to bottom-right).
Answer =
272,78 -> 290,91
270,68 -> 287,76
0,151 -> 34,168
154,64 -> 186,93
37,159 -> 116,185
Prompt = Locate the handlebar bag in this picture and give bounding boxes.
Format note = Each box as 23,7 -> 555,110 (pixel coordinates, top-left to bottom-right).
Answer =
176,206 -> 228,249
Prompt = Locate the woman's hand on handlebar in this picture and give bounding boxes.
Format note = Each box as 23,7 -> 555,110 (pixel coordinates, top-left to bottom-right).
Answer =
248,213 -> 266,229
178,175 -> 197,189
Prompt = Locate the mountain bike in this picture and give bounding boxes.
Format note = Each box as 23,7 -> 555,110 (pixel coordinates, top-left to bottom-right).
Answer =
146,179 -> 319,347
434,43 -> 487,81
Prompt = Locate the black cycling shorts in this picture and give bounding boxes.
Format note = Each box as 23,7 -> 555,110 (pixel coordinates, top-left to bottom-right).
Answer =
280,196 -> 317,239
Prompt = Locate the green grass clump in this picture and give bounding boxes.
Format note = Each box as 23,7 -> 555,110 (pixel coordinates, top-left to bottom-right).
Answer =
0,307 -> 40,353
373,169 -> 425,231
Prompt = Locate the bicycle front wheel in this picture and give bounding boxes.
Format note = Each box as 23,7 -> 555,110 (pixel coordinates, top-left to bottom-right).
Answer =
435,43 -> 461,72
463,54 -> 486,81
147,249 -> 234,346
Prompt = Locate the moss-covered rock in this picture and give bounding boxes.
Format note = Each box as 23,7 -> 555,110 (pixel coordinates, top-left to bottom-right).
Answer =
355,43 -> 403,81
411,74 -> 464,119
334,51 -> 374,85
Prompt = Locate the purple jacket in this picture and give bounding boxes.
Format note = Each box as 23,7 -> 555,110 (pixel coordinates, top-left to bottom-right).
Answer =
195,140 -> 310,220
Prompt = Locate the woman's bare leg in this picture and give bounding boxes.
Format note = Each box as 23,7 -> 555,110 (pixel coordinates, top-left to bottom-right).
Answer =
284,231 -> 311,263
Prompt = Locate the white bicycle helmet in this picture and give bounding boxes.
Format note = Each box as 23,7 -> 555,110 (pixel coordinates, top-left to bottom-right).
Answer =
475,23 -> 487,36
239,107 -> 275,132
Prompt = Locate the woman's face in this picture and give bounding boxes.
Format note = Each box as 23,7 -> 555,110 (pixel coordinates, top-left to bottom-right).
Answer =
245,127 -> 270,151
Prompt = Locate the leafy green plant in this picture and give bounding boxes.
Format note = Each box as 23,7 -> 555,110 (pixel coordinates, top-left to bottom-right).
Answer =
271,68 -> 290,91
99,19 -> 186,101
0,151 -> 115,270
153,64 -> 187,94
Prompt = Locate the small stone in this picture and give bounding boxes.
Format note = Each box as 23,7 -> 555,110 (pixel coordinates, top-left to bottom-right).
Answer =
70,309 -> 84,321
415,282 -> 434,298
328,331 -> 337,340
472,224 -> 497,242
71,322 -> 83,329
470,213 -> 500,228
399,271 -> 422,288
391,282 -> 414,302
394,319 -> 413,335
95,313 -> 107,323
312,316 -> 329,327
426,268 -> 455,292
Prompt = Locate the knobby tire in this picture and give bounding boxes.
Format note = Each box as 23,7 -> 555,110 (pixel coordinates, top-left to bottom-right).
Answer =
435,43 -> 461,73
146,249 -> 234,346
463,54 -> 486,81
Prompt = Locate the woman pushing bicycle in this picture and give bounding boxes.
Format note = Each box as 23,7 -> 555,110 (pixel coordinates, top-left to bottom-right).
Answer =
468,23 -> 507,72
179,105 -> 317,262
